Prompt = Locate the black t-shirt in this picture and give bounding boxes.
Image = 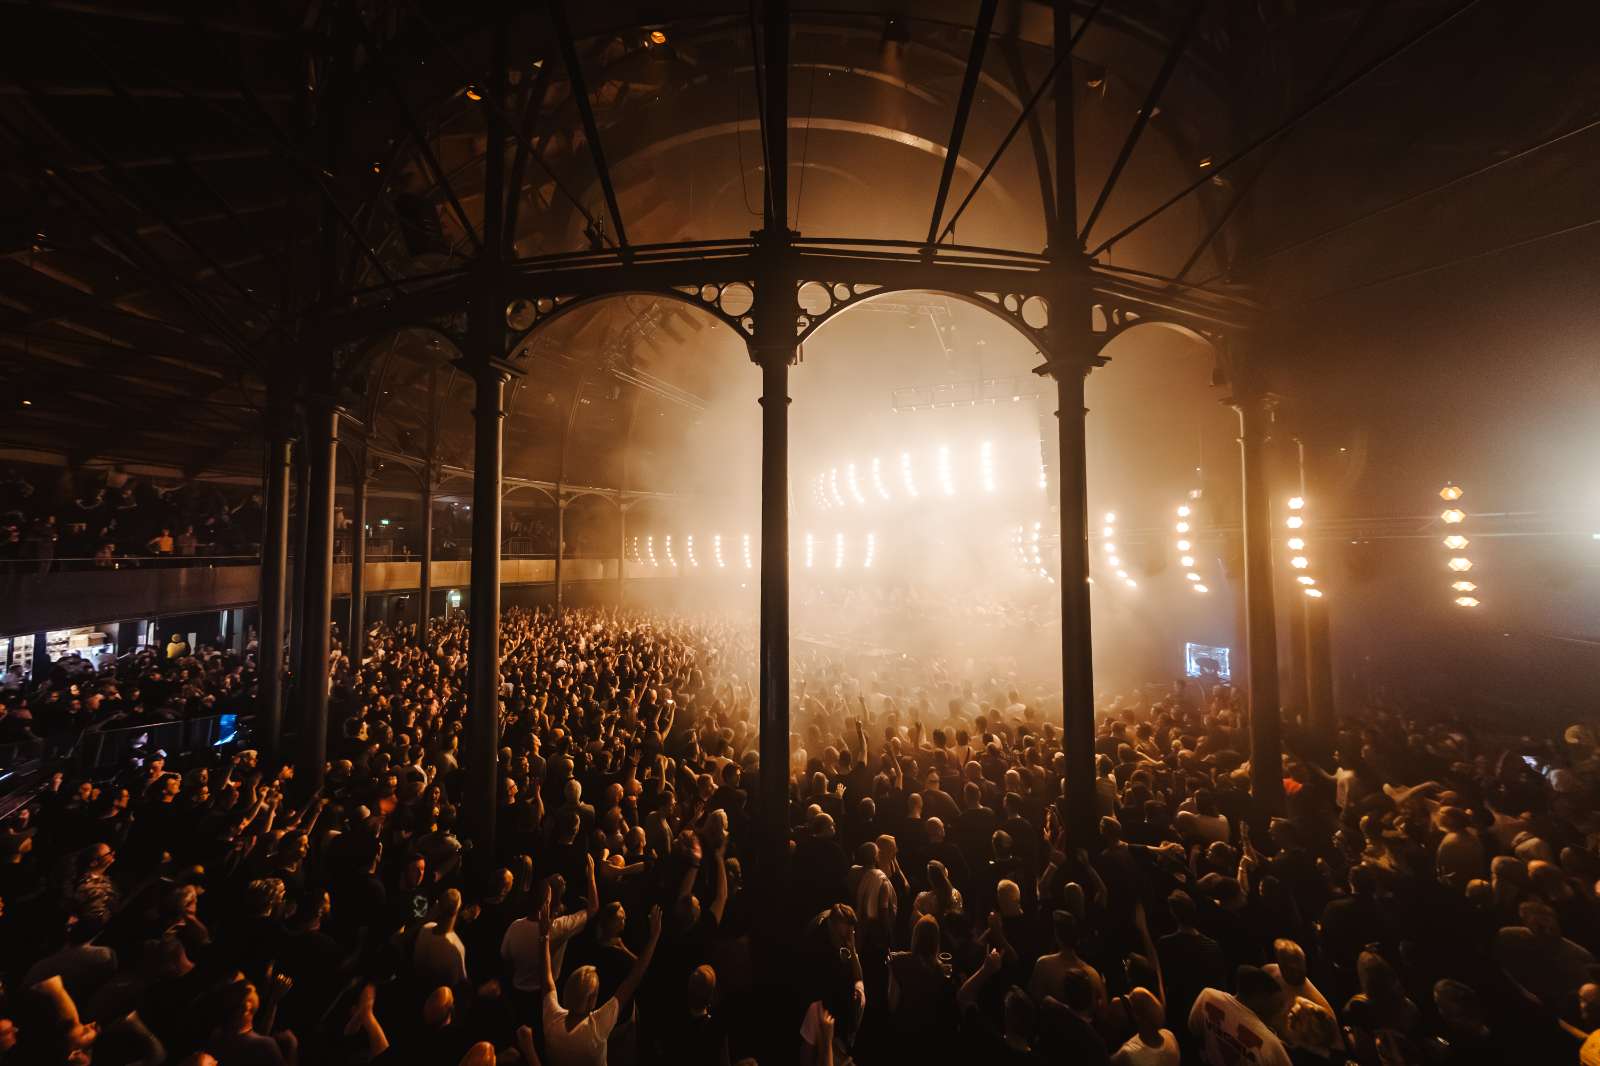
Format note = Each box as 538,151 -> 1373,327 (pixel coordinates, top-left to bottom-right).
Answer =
674,1010 -> 729,1066
1157,927 -> 1228,1031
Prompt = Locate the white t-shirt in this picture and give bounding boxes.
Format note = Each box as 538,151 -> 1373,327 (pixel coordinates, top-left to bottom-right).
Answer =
502,911 -> 588,992
857,867 -> 893,922
1114,1028 -> 1180,1066
543,989 -> 620,1066
413,924 -> 467,988
1188,988 -> 1292,1066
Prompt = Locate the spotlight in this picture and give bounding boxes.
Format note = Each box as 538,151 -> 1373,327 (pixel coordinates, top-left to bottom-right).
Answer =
1441,509 -> 1465,524
1447,557 -> 1472,572
1297,575 -> 1316,586
1115,569 -> 1128,579
1305,588 -> 1324,599
1455,596 -> 1479,607
1451,580 -> 1476,592
1124,579 -> 1138,589
464,85 -> 483,101
1442,534 -> 1469,550
871,457 -> 891,501
1287,537 -> 1306,551
1176,539 -> 1191,552
1288,496 -> 1305,511
1108,556 -> 1121,568
846,463 -> 865,505
1176,505 -> 1191,518
1290,556 -> 1309,569
1440,484 -> 1463,501
1104,512 -> 1117,524
1185,572 -> 1201,582
864,532 -> 877,569
1104,542 -> 1118,555
1193,584 -> 1209,593
834,532 -> 845,569
648,29 -> 668,45
1102,526 -> 1115,538
882,16 -> 911,46
1180,555 -> 1195,567
1285,516 -> 1304,529
1175,521 -> 1190,534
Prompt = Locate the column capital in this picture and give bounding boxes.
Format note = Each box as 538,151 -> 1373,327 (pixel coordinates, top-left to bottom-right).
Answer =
454,353 -> 523,382
1224,389 -> 1282,419
1031,351 -> 1107,380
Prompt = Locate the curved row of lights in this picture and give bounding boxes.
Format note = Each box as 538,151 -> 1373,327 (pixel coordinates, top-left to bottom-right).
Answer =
1011,521 -> 1055,583
1285,495 -> 1323,600
630,533 -> 758,571
1100,511 -> 1138,589
811,441 -> 1046,511
1440,484 -> 1479,607
1175,491 -> 1210,595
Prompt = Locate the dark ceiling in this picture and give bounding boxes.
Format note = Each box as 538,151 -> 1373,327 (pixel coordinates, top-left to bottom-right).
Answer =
0,0 -> 1593,497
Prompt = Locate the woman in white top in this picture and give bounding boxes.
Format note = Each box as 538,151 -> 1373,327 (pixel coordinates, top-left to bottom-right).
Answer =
1113,987 -> 1180,1066
541,902 -> 662,1066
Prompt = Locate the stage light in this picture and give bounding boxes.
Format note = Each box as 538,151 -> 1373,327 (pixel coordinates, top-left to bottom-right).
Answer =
980,441 -> 996,493
1103,526 -> 1115,538
1108,556 -> 1121,568
1440,484 -> 1463,501
743,533 -> 753,569
664,535 -> 676,568
829,467 -> 846,508
1290,556 -> 1309,569
713,534 -> 725,568
864,532 -> 877,569
871,457 -> 890,500
846,463 -> 866,505
1038,462 -> 1048,491
1305,588 -> 1324,599
1443,534 -> 1468,550
1177,505 -> 1192,518
1175,521 -> 1190,533
1285,515 -> 1304,529
1124,578 -> 1138,589
1193,584 -> 1209,593
937,445 -> 955,496
1104,542 -> 1117,554
645,535 -> 658,567
1176,539 -> 1191,552
804,532 -> 814,569
834,532 -> 845,569
648,29 -> 668,45
686,535 -> 698,568
1441,508 -> 1465,524
1448,557 -> 1472,572
1287,537 -> 1305,551
1180,555 -> 1195,567
1455,596 -> 1479,607
1288,496 -> 1305,511
1451,580 -> 1476,592
464,85 -> 483,101
1185,572 -> 1201,582
900,452 -> 919,497
1105,512 -> 1117,524
1297,575 -> 1316,586
1115,569 -> 1128,579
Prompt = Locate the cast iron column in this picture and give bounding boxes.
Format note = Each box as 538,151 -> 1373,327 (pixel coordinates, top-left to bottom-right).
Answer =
554,492 -> 565,608
464,366 -> 507,853
417,470 -> 434,635
753,275 -> 793,872
616,496 -> 626,606
295,399 -> 338,787
462,27 -> 509,855
1044,0 -> 1100,850
289,450 -> 309,686
1234,392 -> 1285,814
1306,594 -> 1336,764
1050,350 -> 1101,849
347,446 -> 368,661
258,425 -> 292,758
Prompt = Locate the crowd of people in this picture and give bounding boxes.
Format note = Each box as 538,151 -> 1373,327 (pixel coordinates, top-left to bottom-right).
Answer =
0,468 -> 262,572
1,602 -> 1597,1065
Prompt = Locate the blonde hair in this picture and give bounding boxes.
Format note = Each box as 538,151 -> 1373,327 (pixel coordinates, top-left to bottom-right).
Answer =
562,965 -> 600,1013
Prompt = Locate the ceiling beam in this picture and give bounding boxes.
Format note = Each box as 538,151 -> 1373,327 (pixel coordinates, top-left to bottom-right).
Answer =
926,0 -> 1000,248
549,0 -> 629,249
